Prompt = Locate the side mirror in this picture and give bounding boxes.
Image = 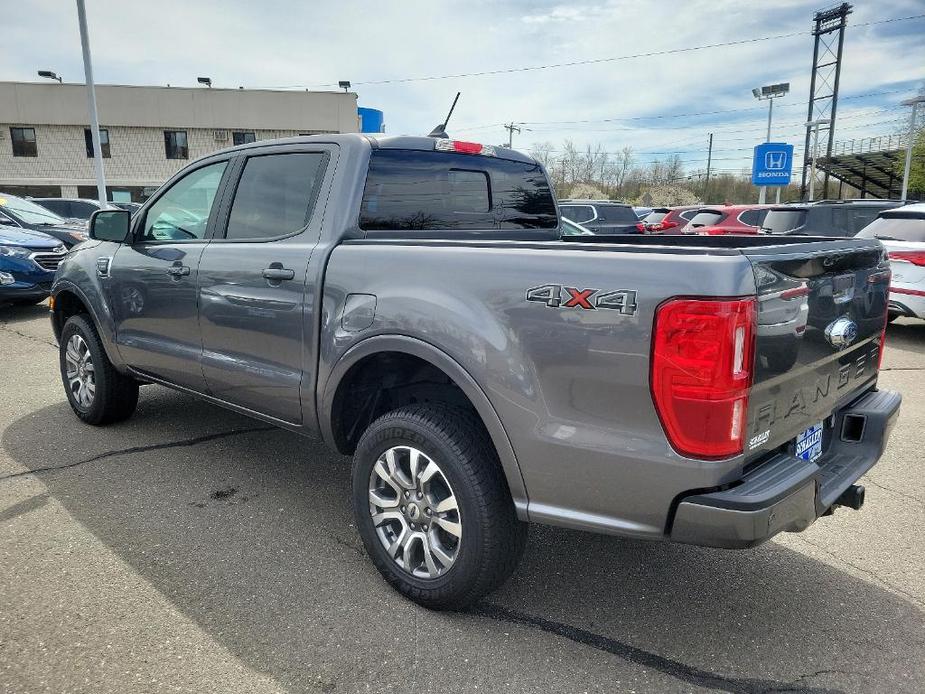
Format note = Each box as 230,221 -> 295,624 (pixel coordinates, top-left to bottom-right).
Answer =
89,209 -> 130,243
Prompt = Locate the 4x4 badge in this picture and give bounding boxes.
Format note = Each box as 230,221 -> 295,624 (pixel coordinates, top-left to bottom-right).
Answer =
526,284 -> 638,315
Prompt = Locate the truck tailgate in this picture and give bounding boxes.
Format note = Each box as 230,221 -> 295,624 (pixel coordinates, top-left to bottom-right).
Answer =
743,239 -> 891,458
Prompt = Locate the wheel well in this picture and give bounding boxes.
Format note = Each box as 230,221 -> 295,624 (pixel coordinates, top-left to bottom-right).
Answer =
51,290 -> 90,342
330,351 -> 482,455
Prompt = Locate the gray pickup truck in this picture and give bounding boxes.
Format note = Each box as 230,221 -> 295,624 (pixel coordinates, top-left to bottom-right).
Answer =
50,134 -> 901,609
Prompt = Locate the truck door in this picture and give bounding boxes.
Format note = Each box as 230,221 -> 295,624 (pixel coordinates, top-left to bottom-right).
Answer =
109,159 -> 229,390
197,147 -> 332,424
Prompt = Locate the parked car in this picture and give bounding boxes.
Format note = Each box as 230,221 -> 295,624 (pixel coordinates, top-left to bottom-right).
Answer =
0,225 -> 67,306
643,205 -> 703,233
559,199 -> 644,233
0,192 -> 89,247
856,203 -> 925,321
760,200 -> 904,237
33,198 -> 142,221
51,133 -> 899,609
681,205 -> 770,235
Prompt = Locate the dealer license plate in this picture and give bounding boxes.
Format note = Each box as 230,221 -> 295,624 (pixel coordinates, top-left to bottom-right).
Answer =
795,422 -> 824,463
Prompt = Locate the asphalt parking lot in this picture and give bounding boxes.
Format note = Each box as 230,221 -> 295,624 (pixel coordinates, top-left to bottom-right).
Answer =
1,303 -> 923,694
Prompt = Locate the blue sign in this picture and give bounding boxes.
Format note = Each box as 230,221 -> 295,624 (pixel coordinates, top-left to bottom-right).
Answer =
752,142 -> 794,186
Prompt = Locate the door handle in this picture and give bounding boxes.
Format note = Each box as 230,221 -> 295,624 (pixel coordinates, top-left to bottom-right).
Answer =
167,264 -> 190,277
262,266 -> 295,281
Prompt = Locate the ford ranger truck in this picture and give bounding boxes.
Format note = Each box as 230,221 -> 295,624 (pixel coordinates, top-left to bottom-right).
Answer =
49,134 -> 901,609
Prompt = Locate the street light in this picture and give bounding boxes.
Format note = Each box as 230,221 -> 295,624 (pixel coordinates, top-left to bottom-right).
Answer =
900,95 -> 925,201
805,118 -> 831,202
752,82 -> 790,204
197,76 -> 212,87
38,70 -> 62,83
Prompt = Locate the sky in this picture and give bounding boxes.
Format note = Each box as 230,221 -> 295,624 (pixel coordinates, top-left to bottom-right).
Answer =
3,0 -> 924,175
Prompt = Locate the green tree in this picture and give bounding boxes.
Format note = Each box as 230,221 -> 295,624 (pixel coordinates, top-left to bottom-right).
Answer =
900,127 -> 925,197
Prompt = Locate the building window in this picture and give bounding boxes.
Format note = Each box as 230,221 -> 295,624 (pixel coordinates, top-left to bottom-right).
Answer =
164,130 -> 189,159
84,128 -> 111,158
10,127 -> 37,157
232,131 -> 256,146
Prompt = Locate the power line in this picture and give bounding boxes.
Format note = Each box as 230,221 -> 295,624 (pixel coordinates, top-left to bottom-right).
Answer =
256,14 -> 925,90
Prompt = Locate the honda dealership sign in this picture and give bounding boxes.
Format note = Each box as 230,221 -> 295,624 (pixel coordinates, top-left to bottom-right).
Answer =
751,142 -> 794,186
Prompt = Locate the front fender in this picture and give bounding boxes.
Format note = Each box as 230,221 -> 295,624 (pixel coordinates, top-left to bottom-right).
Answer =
52,242 -> 126,370
319,334 -> 529,518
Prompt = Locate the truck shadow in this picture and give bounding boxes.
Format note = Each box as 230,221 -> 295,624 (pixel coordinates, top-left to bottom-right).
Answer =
2,388 -> 923,693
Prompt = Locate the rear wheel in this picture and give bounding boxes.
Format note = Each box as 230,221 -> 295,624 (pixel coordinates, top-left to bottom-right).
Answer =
59,314 -> 139,425
352,404 -> 527,610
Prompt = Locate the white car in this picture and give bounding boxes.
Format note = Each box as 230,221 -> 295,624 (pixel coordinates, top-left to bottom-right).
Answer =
856,202 -> 925,321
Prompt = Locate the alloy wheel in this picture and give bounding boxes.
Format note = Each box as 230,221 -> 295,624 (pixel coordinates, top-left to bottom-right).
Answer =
368,445 -> 461,579
64,333 -> 96,409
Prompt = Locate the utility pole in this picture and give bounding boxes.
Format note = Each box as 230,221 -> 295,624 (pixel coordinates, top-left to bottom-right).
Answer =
704,133 -> 713,203
76,0 -> 107,207
900,96 -> 924,201
504,122 -> 521,149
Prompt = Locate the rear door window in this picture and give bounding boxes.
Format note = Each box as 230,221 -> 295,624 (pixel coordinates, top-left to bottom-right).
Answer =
560,205 -> 595,224
738,209 -> 768,227
856,216 -> 925,242
225,152 -> 328,240
360,149 -> 556,232
678,209 -> 699,221
762,209 -> 806,234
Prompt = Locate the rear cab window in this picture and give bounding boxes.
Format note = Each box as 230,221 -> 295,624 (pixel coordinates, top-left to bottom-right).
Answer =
359,149 -> 557,234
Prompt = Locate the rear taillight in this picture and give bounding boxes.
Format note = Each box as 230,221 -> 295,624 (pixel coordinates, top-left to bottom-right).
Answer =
651,297 -> 756,459
889,250 -> 925,267
636,222 -> 646,233
434,139 -> 496,156
661,220 -> 679,231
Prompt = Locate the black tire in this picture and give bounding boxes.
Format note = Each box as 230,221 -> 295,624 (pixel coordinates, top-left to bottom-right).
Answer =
59,314 -> 139,425
352,404 -> 527,610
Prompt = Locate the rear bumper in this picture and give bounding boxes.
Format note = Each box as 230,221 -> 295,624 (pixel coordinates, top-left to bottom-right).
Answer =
669,388 -> 901,548
889,287 -> 925,319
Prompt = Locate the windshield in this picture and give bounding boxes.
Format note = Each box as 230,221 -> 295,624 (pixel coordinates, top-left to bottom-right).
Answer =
761,209 -> 806,234
856,215 -> 925,242
0,193 -> 66,225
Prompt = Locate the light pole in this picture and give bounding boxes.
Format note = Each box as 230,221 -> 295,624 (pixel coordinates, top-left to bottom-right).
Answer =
752,82 -> 790,204
38,70 -> 62,83
900,95 -> 925,201
805,118 -> 831,202
76,0 -> 107,208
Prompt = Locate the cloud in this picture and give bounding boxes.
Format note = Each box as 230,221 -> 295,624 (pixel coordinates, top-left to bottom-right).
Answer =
1,0 -> 922,171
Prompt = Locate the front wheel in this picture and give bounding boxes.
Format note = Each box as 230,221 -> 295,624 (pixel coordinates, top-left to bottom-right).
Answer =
59,314 -> 139,425
352,404 -> 527,610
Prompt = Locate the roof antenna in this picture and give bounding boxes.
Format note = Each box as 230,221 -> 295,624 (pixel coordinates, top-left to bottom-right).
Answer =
428,91 -> 460,138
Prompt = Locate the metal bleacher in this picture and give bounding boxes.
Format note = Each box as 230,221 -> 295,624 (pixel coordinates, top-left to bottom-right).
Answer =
815,133 -> 909,199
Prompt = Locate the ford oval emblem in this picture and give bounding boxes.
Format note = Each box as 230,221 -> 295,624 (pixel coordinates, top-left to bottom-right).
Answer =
825,317 -> 858,350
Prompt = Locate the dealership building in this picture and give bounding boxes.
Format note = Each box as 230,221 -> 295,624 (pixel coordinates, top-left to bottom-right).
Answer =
0,81 -> 375,202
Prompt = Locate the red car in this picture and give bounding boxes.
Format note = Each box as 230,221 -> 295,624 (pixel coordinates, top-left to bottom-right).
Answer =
642,206 -> 702,233
681,205 -> 771,235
